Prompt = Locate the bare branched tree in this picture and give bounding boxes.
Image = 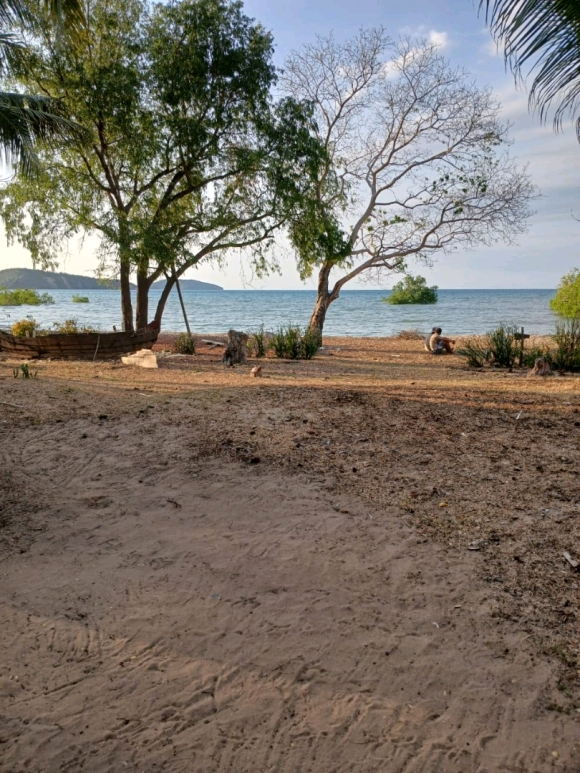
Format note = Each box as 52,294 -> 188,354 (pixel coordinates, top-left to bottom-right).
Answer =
282,31 -> 537,334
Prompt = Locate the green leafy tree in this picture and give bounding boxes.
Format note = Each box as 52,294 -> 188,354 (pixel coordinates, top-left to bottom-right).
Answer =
481,0 -> 580,137
282,31 -> 536,335
0,0 -> 86,174
385,275 -> 438,305
550,268 -> 580,318
1,0 -> 324,330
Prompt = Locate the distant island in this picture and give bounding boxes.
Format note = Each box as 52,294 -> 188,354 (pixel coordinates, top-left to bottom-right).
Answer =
151,279 -> 224,291
0,268 -> 224,292
0,268 -> 122,290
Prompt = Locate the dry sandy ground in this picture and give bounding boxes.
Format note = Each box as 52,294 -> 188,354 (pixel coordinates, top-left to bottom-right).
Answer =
0,335 -> 579,772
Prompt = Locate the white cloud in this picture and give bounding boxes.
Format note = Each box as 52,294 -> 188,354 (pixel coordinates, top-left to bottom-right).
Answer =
428,30 -> 449,50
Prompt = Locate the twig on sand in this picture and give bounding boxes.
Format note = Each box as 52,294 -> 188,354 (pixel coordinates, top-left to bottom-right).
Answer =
0,400 -> 24,409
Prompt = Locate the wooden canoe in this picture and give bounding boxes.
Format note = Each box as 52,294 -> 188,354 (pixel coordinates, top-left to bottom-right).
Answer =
0,326 -> 159,360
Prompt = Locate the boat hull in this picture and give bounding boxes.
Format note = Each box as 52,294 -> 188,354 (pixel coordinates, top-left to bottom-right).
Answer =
0,327 -> 159,360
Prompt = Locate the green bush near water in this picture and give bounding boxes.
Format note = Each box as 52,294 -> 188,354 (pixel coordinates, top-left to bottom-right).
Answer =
384,275 -> 438,305
72,294 -> 90,303
272,325 -> 320,360
174,333 -> 196,354
0,287 -> 54,306
457,324 -> 519,368
550,269 -> 580,319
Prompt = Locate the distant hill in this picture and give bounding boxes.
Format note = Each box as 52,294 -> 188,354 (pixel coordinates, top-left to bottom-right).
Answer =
0,268 -> 122,290
151,279 -> 224,292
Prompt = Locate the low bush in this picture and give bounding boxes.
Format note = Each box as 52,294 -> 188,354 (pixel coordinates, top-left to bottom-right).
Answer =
0,288 -> 54,306
174,332 -> 196,354
457,324 -> 519,368
72,294 -> 90,303
272,325 -> 320,360
551,320 -> 580,372
487,324 -> 519,368
11,318 -> 38,337
51,319 -> 99,334
456,336 -> 489,368
252,325 -> 268,358
521,345 -> 552,369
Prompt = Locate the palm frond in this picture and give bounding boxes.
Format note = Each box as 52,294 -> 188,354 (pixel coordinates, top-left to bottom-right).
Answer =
482,0 -> 580,136
0,90 -> 87,175
0,0 -> 86,39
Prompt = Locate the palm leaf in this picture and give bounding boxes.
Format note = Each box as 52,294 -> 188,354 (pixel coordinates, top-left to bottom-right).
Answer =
482,0 -> 580,136
0,91 -> 86,175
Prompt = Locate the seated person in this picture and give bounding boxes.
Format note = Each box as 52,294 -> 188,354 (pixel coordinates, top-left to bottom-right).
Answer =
429,327 -> 455,354
425,327 -> 437,352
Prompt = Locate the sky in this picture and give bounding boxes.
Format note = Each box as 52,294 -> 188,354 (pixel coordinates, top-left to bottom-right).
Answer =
1,0 -> 579,290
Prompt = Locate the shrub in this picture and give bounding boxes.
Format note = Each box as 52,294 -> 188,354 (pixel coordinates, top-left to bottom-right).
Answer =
384,275 -> 438,305
11,318 -> 37,337
51,319 -> 99,334
0,288 -> 54,306
456,336 -> 489,368
487,324 -> 519,368
252,325 -> 268,357
272,325 -> 320,360
174,332 -> 196,354
457,324 -> 520,368
550,269 -> 580,319
551,319 -> 580,372
72,294 -> 90,303
521,345 -> 553,369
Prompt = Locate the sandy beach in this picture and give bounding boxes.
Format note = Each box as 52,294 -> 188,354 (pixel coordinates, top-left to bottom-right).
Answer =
1,335 -> 579,772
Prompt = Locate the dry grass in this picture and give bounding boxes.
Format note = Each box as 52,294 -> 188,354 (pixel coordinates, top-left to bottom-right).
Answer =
1,335 -> 579,710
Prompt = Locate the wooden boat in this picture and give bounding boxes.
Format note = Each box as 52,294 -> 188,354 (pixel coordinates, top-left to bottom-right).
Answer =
0,325 -> 159,360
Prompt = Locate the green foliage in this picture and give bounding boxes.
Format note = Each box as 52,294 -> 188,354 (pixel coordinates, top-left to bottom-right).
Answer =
72,294 -> 89,303
482,0 -> 580,138
13,363 -> 37,379
550,269 -> 580,319
252,325 -> 268,358
11,317 -> 37,336
272,325 -> 320,360
521,345 -> 552,369
51,319 -> 98,334
174,333 -> 196,354
457,324 -> 519,368
0,0 -> 325,331
456,336 -> 489,368
487,324 -> 520,368
551,319 -> 580,372
0,287 -> 54,305
385,275 -> 438,305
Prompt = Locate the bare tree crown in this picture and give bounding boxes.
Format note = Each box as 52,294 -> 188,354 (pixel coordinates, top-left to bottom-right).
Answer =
282,32 -> 536,292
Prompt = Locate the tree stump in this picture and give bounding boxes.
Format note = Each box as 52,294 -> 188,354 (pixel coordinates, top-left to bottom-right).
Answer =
529,357 -> 552,376
223,329 -> 248,366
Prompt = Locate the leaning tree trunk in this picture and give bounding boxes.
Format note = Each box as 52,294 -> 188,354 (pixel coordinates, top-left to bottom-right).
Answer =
153,274 -> 176,328
223,330 -> 248,366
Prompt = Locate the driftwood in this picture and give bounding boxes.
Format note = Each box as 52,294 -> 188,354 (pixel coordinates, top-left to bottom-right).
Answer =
223,329 -> 248,366
563,551 -> 579,569
201,339 -> 226,349
529,357 -> 552,376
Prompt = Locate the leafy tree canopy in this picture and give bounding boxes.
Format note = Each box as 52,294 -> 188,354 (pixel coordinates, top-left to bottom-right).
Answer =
0,0 -> 324,330
385,275 -> 438,305
550,268 -> 580,318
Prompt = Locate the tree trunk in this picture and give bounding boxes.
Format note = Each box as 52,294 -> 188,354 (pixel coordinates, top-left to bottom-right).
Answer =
135,269 -> 150,330
119,257 -> 134,332
153,275 -> 176,327
308,261 -> 337,340
223,329 -> 249,366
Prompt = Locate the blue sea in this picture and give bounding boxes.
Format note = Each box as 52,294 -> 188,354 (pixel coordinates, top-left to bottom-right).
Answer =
0,288 -> 559,337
